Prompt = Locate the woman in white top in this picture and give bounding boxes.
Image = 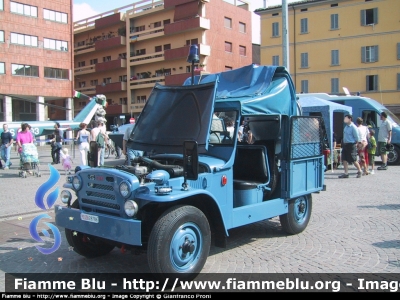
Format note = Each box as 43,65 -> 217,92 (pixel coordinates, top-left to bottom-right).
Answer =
356,117 -> 370,175
75,122 -> 90,166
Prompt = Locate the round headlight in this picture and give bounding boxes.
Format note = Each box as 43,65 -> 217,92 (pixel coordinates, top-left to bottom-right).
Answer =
60,190 -> 72,204
72,176 -> 82,190
124,200 -> 138,217
119,181 -> 130,198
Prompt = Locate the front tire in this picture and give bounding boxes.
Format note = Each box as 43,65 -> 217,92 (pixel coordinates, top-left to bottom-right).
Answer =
147,205 -> 211,282
65,200 -> 115,258
279,194 -> 312,235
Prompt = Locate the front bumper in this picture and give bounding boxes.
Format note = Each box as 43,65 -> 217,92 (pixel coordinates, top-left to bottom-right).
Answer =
54,205 -> 142,246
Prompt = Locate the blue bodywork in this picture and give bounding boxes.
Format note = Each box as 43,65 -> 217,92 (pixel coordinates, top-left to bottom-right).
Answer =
55,65 -> 325,247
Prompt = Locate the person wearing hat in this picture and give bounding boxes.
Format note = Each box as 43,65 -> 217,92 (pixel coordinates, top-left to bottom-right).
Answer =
377,112 -> 392,170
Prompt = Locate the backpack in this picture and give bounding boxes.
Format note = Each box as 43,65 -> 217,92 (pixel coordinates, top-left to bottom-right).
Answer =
367,138 -> 373,150
96,132 -> 105,148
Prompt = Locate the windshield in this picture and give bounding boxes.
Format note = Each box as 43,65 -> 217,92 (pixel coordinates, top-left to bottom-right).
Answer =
383,109 -> 400,127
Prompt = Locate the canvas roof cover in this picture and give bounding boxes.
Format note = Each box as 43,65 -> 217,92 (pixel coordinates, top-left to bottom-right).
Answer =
183,64 -> 297,117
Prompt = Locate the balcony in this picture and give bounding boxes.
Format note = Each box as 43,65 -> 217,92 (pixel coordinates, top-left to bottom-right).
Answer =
95,36 -> 126,51
128,27 -> 164,42
74,43 -> 95,55
129,52 -> 164,66
96,81 -> 127,94
164,17 -> 210,35
164,44 -> 210,61
74,64 -> 96,75
164,0 -> 198,9
96,58 -> 127,72
95,13 -> 125,29
74,86 -> 96,95
129,76 -> 165,90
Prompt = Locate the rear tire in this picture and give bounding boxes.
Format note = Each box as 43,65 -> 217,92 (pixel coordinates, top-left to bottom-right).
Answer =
279,194 -> 312,235
387,145 -> 400,165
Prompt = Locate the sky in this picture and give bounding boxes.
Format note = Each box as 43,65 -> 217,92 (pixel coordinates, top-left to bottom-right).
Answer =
73,1 -> 297,43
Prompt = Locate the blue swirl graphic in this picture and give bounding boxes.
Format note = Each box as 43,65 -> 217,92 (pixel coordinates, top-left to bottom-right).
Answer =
29,214 -> 62,254
35,164 -> 60,210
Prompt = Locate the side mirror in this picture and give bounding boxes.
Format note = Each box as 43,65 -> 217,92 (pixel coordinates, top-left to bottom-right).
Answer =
183,140 -> 199,181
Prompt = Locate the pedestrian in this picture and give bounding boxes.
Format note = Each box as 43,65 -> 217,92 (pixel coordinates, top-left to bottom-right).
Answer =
367,128 -> 377,174
338,114 -> 363,179
122,123 -> 143,166
50,129 -> 62,164
60,148 -> 73,175
1,123 -> 14,169
75,122 -> 90,166
16,123 -> 34,174
355,117 -> 370,175
377,112 -> 392,170
91,121 -> 108,166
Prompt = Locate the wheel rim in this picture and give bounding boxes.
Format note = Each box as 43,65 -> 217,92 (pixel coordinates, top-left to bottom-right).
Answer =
293,196 -> 308,224
170,222 -> 202,271
387,149 -> 398,164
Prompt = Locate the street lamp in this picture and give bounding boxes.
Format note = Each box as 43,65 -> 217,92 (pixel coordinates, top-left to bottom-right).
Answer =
187,44 -> 199,85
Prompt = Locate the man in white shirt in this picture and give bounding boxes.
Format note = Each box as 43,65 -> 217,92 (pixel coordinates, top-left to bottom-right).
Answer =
90,121 -> 108,166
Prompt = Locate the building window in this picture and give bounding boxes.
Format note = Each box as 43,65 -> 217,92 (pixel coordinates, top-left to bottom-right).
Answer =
119,75 -> 127,82
137,96 -> 146,104
366,75 -> 378,91
163,19 -> 170,25
163,44 -> 171,50
103,56 -> 111,62
90,58 -> 98,65
397,43 -> 400,60
225,42 -> 232,53
135,25 -> 145,32
331,14 -> 339,30
136,49 -> 145,56
331,50 -> 339,66
239,45 -> 246,56
44,67 -> 68,79
78,81 -> 85,88
103,77 -> 111,84
43,38 -> 68,51
301,53 -> 308,68
224,17 -> 232,29
301,80 -> 309,93
118,53 -> 126,59
0,62 -> 5,74
0,30 -> 4,42
78,61 -> 85,67
11,63 -> 39,77
361,46 -> 379,63
272,22 -> 279,37
272,55 -> 279,66
10,33 -> 38,47
225,66 -> 232,71
90,79 -> 98,86
361,8 -> 378,26
154,21 -> 161,28
331,78 -> 339,93
119,98 -> 127,105
43,8 -> 67,23
186,39 -> 198,46
10,1 -> 37,17
155,45 -> 162,52
300,18 -> 308,34
0,0 -> 3,10
239,22 -> 246,33
397,74 -> 400,90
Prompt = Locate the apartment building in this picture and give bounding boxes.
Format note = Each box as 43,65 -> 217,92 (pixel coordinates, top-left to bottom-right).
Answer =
0,0 -> 73,122
255,0 -> 400,116
73,0 -> 253,126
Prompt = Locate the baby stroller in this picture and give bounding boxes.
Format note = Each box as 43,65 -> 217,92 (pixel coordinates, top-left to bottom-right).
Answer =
19,143 -> 41,178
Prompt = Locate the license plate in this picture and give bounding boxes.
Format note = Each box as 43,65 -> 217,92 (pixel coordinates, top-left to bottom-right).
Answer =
80,213 -> 99,223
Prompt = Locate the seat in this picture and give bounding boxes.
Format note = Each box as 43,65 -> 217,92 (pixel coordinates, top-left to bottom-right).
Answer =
233,145 -> 270,191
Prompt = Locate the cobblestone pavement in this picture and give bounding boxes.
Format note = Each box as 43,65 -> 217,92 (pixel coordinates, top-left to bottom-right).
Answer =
0,146 -> 399,291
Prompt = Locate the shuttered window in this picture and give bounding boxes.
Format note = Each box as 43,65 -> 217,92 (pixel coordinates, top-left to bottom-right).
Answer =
331,78 -> 339,93
361,8 -> 378,26
225,42 -> 232,53
331,50 -> 339,65
272,55 -> 279,66
301,52 -> 308,68
239,22 -> 246,33
366,75 -> 378,91
397,74 -> 400,90
397,43 -> 400,60
331,14 -> 339,30
300,18 -> 308,33
301,80 -> 309,93
239,45 -> 246,56
361,46 -> 379,63
272,22 -> 279,37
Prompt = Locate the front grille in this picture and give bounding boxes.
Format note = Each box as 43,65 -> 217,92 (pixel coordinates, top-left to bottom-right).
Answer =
90,183 -> 114,191
86,191 -> 116,200
82,198 -> 120,210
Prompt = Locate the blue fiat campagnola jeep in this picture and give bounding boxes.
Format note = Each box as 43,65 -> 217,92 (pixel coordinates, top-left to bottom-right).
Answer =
55,64 -> 325,281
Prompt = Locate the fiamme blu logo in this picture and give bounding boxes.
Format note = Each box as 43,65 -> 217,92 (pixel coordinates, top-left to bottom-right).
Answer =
29,164 -> 62,254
